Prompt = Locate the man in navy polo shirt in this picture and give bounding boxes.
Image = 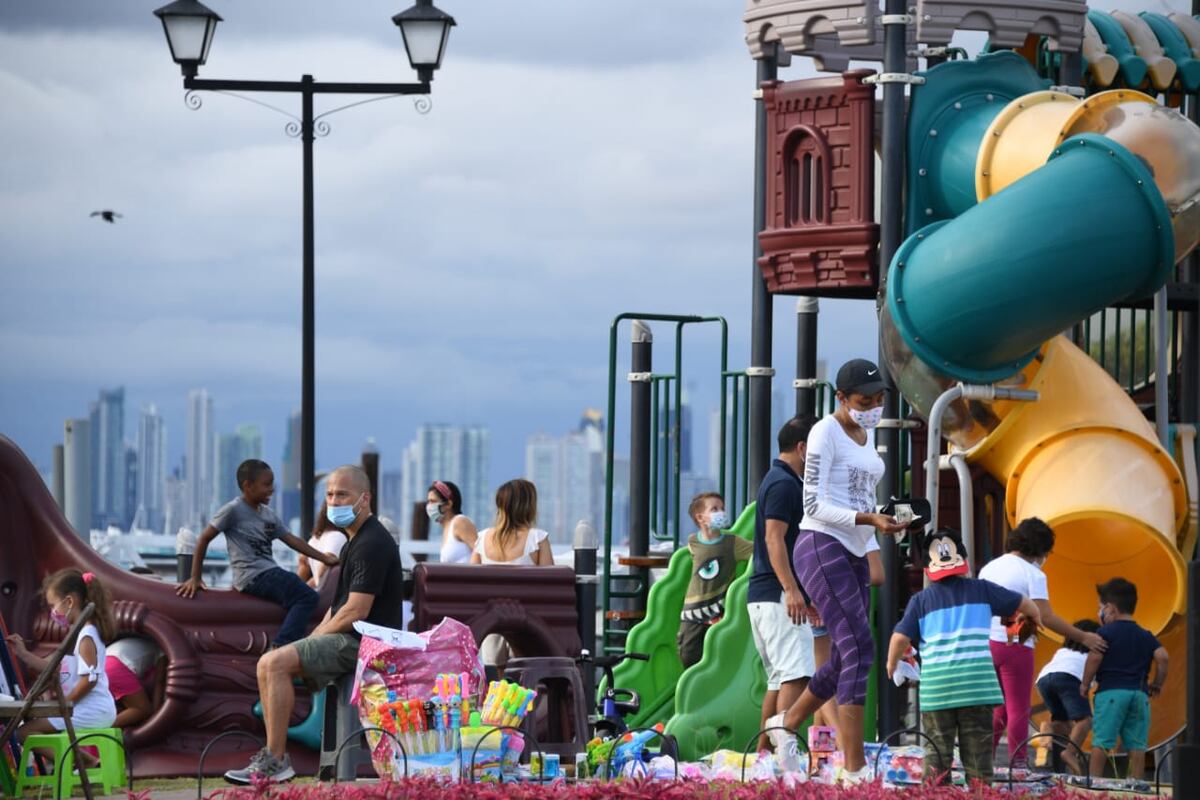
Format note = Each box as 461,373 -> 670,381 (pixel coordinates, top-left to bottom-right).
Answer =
748,415 -> 817,763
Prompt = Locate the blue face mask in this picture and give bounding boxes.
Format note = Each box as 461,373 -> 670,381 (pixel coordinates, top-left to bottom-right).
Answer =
326,502 -> 359,528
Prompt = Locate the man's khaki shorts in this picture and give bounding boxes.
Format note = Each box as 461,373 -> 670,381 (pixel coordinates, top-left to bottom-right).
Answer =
292,632 -> 360,690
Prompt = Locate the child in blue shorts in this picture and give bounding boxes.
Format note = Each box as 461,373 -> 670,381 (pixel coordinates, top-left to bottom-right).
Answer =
1081,578 -> 1169,783
1035,618 -> 1099,774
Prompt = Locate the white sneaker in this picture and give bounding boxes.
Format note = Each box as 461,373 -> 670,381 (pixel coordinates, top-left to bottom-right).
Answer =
764,714 -> 802,773
838,765 -> 872,785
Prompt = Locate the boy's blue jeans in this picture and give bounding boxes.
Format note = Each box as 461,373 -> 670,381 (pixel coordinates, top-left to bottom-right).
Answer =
243,567 -> 319,646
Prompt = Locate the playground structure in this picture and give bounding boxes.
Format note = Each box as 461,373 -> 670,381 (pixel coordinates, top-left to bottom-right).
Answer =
598,0 -> 1200,781
1,0 -> 1199,790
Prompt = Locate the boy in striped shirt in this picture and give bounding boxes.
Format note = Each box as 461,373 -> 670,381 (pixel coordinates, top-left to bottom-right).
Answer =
887,528 -> 1041,784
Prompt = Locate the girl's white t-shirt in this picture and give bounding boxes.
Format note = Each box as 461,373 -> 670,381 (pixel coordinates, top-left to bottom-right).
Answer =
801,415 -> 885,557
67,623 -> 117,728
1037,647 -> 1088,682
475,527 -> 549,565
979,552 -> 1049,648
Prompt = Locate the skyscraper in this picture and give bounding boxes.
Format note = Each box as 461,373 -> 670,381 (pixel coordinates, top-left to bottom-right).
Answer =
214,424 -> 263,506
398,425 -> 492,536
523,412 -> 606,545
123,445 -> 138,531
525,433 -> 562,537
280,410 -> 302,529
459,427 -> 491,530
380,470 -> 404,523
63,418 -> 91,537
186,389 -> 214,530
135,405 -> 167,533
163,465 -> 188,537
88,387 -> 125,529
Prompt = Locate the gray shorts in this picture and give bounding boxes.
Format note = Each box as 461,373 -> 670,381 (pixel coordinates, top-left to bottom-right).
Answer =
292,633 -> 360,690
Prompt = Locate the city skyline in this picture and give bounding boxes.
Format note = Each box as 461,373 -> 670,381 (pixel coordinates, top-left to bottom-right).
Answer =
0,1 -> 885,514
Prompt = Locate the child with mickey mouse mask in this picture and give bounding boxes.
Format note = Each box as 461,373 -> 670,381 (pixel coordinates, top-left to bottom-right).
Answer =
888,528 -> 1042,785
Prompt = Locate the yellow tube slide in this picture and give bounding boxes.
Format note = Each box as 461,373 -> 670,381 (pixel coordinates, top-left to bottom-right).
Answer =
966,336 -> 1188,636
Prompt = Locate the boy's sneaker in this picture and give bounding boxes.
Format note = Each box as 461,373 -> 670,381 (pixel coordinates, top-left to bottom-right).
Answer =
764,713 -> 803,774
224,748 -> 295,785
838,765 -> 872,785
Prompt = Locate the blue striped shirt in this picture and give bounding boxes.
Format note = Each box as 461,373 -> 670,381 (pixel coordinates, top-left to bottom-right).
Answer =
896,577 -> 1022,711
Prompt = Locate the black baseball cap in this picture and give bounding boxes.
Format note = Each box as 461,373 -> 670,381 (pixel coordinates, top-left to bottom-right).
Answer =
836,358 -> 888,396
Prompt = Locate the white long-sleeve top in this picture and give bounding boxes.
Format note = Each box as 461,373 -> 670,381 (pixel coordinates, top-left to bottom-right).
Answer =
801,415 -> 885,557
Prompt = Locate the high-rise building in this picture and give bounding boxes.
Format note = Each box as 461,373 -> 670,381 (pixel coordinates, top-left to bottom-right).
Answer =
398,425 -> 492,536
524,433 -> 562,537
123,444 -> 138,531
459,427 -> 491,530
186,389 -> 214,530
135,405 -> 167,533
51,444 -> 65,510
88,387 -> 125,529
380,470 -> 404,523
523,412 -> 607,545
214,424 -> 263,507
63,418 -> 91,537
280,410 -> 302,529
163,465 -> 188,537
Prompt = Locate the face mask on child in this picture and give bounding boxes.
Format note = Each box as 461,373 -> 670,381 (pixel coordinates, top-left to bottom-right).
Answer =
426,502 -> 445,523
327,501 -> 359,528
50,599 -> 70,628
707,510 -> 730,530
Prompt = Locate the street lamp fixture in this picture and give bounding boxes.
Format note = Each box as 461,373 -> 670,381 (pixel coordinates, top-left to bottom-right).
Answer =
392,0 -> 457,83
153,0 -> 221,77
153,1 -> 453,540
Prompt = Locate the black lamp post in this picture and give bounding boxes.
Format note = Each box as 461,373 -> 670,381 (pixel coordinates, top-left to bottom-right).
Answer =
154,0 -> 454,540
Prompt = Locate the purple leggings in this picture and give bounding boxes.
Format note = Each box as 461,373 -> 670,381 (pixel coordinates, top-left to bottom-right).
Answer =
793,530 -> 873,705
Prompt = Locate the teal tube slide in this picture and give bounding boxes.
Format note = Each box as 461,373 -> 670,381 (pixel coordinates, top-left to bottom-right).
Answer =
888,134 -> 1175,383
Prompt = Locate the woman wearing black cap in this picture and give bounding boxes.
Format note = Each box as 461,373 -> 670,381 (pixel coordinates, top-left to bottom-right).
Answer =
774,358 -> 907,784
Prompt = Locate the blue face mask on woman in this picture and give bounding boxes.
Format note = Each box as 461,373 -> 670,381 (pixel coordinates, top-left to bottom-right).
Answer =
327,501 -> 359,528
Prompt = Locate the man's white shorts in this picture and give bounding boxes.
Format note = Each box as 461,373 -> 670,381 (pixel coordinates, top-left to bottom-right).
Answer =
748,594 -> 815,690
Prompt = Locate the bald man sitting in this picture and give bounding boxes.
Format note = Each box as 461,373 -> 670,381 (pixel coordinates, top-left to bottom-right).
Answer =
225,465 -> 405,784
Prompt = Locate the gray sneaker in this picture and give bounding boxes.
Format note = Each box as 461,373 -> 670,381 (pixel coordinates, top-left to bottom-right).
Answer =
224,748 -> 295,785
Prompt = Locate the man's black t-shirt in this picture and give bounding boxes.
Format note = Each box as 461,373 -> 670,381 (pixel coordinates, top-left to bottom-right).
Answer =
747,458 -> 805,603
332,515 -> 405,633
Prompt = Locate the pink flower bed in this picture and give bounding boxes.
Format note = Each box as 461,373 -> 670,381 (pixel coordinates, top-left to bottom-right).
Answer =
192,777 -> 1084,800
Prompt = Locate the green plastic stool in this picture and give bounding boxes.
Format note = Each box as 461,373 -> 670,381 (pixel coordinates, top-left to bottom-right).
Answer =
15,727 -> 126,798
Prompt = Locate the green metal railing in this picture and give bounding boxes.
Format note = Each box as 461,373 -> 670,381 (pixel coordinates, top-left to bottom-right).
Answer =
602,313 -> 739,653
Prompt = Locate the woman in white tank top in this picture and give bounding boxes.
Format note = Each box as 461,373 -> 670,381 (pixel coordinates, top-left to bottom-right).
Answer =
470,479 -> 554,673
428,480 -> 477,563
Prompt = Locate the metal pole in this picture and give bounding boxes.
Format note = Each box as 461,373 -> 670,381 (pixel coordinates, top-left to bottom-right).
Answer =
748,45 -> 778,498
628,322 -> 653,613
361,446 -> 379,516
795,297 -> 819,418
874,0 -> 909,738
947,453 -> 974,573
1154,287 -> 1170,447
574,520 -> 598,698
1175,557 -> 1200,796
925,385 -> 1038,539
300,75 -> 316,543
1176,10 -> 1200,794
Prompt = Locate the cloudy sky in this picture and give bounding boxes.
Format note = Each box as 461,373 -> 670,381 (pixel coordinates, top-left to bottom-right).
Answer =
0,0 -> 1176,494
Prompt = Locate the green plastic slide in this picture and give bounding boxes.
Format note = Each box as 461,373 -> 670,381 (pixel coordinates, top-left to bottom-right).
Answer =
607,504 -> 762,757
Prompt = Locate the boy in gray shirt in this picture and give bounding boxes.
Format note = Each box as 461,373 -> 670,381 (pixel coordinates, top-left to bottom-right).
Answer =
177,459 -> 339,646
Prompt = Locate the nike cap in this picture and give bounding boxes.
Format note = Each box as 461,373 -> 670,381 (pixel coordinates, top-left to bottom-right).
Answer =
836,358 -> 888,396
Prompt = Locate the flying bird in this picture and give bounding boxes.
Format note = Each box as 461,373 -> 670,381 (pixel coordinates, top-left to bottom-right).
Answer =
90,210 -> 123,223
